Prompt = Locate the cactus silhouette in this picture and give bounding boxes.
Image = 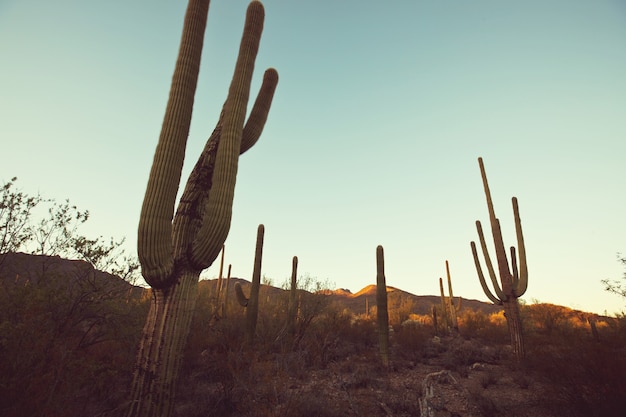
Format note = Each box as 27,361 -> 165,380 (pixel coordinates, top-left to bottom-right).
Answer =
128,2 -> 278,416
246,224 -> 264,344
235,281 -> 249,307
287,256 -> 298,335
215,245 -> 225,316
438,260 -> 460,333
470,157 -> 528,361
376,245 -> 390,368
233,225 -> 264,345
222,263 -> 232,318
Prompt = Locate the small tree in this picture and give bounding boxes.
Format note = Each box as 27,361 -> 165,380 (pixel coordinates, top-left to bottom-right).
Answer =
0,178 -> 143,416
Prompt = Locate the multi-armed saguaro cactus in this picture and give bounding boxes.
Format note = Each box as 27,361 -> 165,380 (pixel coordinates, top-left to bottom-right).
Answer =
438,260 -> 460,333
128,1 -> 278,416
376,245 -> 390,368
470,157 -> 528,361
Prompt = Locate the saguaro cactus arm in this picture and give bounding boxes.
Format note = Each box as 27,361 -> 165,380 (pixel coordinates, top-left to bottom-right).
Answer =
512,197 -> 528,296
478,157 -> 513,281
190,4 -> 275,269
137,0 -> 210,287
473,220 -> 506,302
240,68 -> 279,154
445,260 -> 454,300
174,67 -> 278,271
471,241 -> 503,305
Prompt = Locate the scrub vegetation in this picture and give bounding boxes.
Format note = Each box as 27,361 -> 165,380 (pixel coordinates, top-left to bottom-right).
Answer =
1,177 -> 624,416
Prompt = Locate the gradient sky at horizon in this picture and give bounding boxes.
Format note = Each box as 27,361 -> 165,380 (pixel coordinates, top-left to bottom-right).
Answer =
1,0 -> 625,315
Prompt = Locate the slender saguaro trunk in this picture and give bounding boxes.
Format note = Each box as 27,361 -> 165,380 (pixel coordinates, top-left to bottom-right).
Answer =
127,2 -> 278,416
287,256 -> 298,335
222,264 -> 232,318
215,245 -> 225,314
246,224 -> 264,345
470,157 -> 528,362
445,261 -> 459,333
439,278 -> 449,330
376,245 -> 390,368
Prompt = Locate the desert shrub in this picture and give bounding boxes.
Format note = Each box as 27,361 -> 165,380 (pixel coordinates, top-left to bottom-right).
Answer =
439,338 -> 503,376
527,341 -> 626,417
275,391 -> 345,417
458,309 -> 508,344
469,389 -> 500,417
387,292 -> 416,326
343,316 -> 378,349
394,319 -> 433,361
596,313 -> 626,346
478,370 -> 499,388
0,256 -> 148,417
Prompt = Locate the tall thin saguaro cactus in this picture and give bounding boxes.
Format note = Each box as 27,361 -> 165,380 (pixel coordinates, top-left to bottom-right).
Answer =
287,255 -> 298,335
233,225 -> 264,345
246,224 -> 264,345
376,245 -> 390,368
470,157 -> 528,361
215,245 -> 225,316
128,2 -> 278,416
439,260 -> 459,333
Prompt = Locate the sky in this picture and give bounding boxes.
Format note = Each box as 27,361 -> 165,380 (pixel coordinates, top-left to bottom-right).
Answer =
1,0 -> 625,315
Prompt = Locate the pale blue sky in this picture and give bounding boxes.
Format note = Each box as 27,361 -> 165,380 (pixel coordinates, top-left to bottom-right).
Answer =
1,1 -> 625,315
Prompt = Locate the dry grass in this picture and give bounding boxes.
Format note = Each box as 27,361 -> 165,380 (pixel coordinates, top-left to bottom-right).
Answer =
3,269 -> 625,417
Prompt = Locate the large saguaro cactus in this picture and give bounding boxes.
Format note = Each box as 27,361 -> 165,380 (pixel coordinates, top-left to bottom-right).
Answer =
470,157 -> 528,361
128,2 -> 278,416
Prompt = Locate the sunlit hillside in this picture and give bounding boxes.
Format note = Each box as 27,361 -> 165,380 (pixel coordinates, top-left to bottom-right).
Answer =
1,252 -> 625,417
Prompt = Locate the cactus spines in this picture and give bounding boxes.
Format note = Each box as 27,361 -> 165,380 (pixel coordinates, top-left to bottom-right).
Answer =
470,157 -> 528,361
129,2 -> 277,416
287,256 -> 298,335
376,245 -> 390,368
246,224 -> 264,344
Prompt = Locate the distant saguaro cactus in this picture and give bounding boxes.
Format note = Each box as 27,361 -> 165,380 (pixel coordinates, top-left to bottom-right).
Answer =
287,256 -> 298,335
128,1 -> 278,416
376,245 -> 390,368
222,263 -> 232,317
215,245 -> 226,316
470,157 -> 528,361
439,260 -> 460,333
246,224 -> 264,344
232,225 -> 264,346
